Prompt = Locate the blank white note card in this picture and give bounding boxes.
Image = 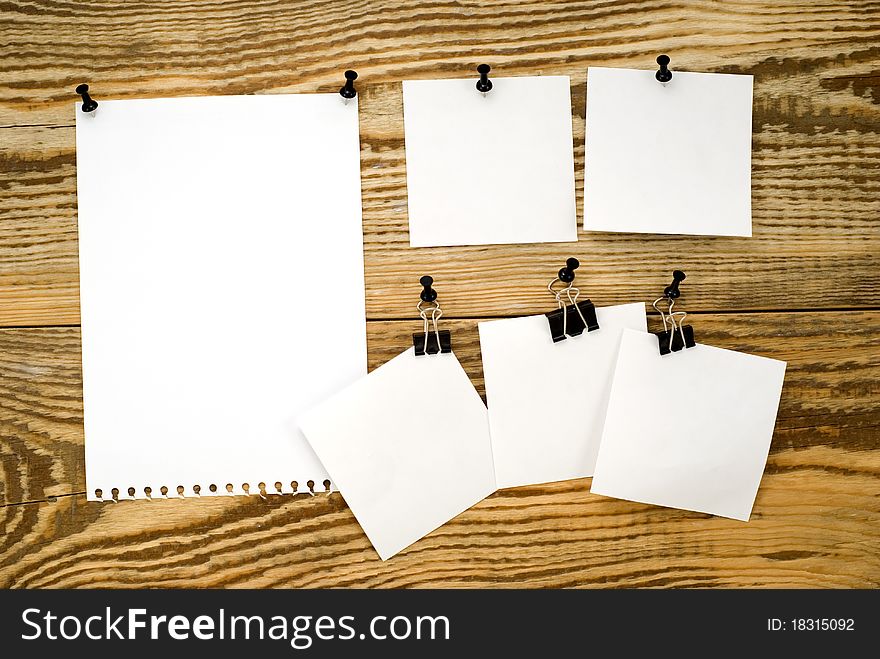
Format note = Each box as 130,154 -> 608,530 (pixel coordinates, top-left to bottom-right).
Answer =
76,93 -> 366,501
584,67 -> 753,236
480,303 -> 647,488
403,75 -> 577,247
591,330 -> 786,520
299,350 -> 497,560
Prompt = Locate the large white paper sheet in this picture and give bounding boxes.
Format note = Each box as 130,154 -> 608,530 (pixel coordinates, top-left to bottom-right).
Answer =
299,350 -> 497,560
591,330 -> 786,520
76,93 -> 366,501
479,303 -> 647,488
403,75 -> 577,247
584,67 -> 754,236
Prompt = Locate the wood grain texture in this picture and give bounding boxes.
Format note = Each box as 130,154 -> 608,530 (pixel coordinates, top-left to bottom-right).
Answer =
1,313 -> 878,587
1,1 -> 879,324
0,0 -> 878,588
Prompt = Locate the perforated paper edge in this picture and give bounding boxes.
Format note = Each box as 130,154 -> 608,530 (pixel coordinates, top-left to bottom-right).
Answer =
88,478 -> 334,502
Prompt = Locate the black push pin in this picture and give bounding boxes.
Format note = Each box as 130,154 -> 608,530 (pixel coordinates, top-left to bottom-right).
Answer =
664,270 -> 686,299
339,70 -> 358,100
419,275 -> 438,302
558,257 -> 579,283
476,64 -> 493,94
75,84 -> 98,113
655,55 -> 672,83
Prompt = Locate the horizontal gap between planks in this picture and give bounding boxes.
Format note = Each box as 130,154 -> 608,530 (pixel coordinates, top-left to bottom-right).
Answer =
0,492 -> 83,509
0,123 -> 74,130
367,306 -> 880,322
0,324 -> 81,330
0,307 -> 878,331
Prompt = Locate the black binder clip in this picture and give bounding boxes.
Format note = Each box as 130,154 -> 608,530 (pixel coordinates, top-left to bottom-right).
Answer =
413,276 -> 451,356
544,258 -> 599,343
652,270 -> 696,355
75,83 -> 98,113
339,70 -> 358,102
655,55 -> 672,84
476,64 -> 493,95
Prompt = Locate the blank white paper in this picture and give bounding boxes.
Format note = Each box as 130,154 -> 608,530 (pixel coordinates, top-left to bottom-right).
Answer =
591,330 -> 786,520
479,303 -> 646,488
76,93 -> 366,501
403,75 -> 577,247
298,350 -> 496,560
584,67 -> 753,236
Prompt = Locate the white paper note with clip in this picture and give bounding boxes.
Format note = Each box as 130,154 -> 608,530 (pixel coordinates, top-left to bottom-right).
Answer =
76,93 -> 366,500
403,75 -> 577,247
479,303 -> 647,488
591,329 -> 786,520
299,349 -> 497,560
584,66 -> 754,236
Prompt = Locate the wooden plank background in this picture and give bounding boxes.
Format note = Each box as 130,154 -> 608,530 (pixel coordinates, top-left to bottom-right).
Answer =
0,0 -> 878,588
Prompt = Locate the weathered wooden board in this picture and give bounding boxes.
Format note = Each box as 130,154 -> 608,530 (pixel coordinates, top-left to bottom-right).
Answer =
1,313 -> 877,587
1,0 -> 877,589
1,1 -> 879,324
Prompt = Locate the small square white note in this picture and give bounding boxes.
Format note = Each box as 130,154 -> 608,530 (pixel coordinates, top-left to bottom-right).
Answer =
479,303 -> 647,488
403,75 -> 577,247
298,349 -> 497,560
591,330 -> 786,521
584,67 -> 754,236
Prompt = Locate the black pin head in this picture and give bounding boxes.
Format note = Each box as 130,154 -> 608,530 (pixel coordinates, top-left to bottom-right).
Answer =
655,55 -> 672,83
476,64 -> 493,93
339,70 -> 358,99
419,275 -> 437,302
664,270 -> 686,299
558,257 -> 579,283
75,83 -> 98,113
